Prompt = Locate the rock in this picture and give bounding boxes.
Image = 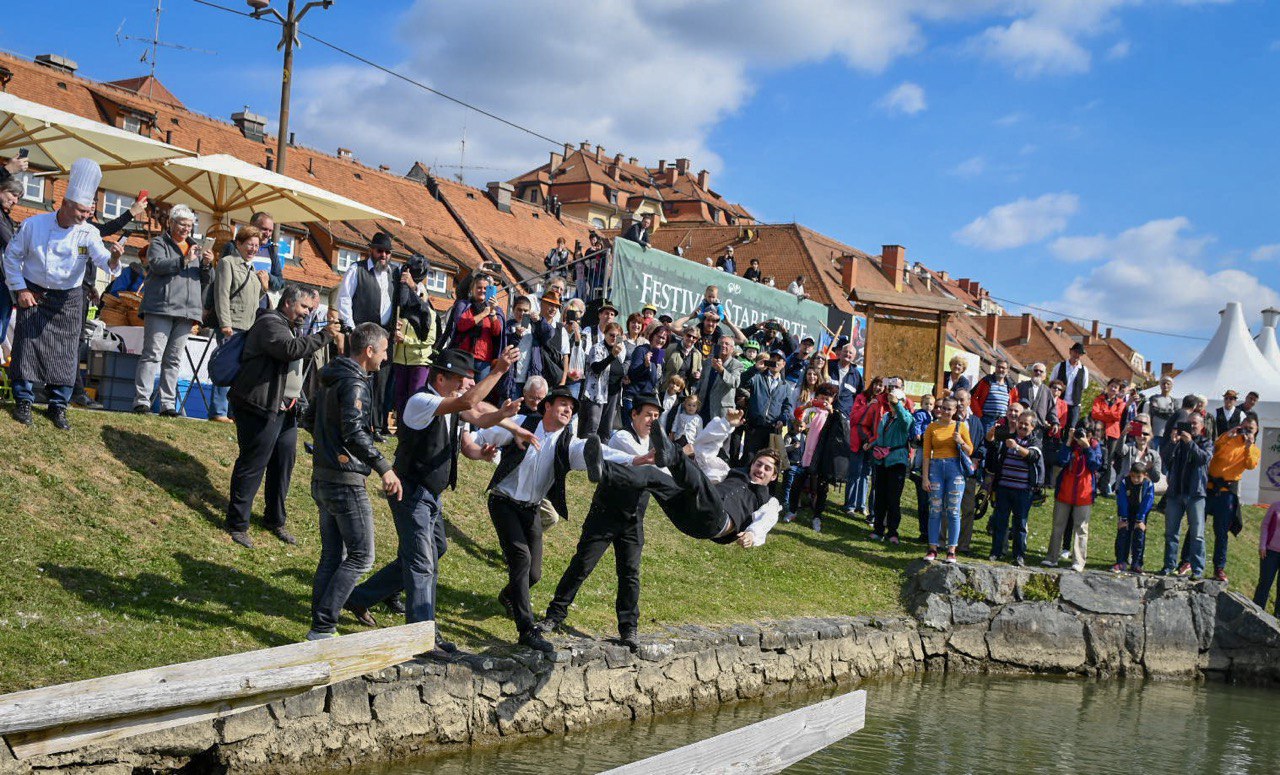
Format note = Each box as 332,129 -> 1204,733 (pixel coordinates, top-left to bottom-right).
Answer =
694,649 -> 720,682
1083,616 -> 1128,672
281,686 -> 327,721
635,642 -> 674,662
1058,572 -> 1142,615
601,643 -> 635,668
558,668 -> 586,708
919,631 -> 948,658
913,593 -> 952,631
584,668 -> 611,702
951,599 -> 993,626
948,626 -> 989,660
372,687 -> 432,736
218,706 -> 277,744
913,562 -> 968,595
444,663 -> 474,699
968,564 -> 1023,604
1214,591 -> 1280,650
501,665 -> 537,696
328,680 -> 373,726
1188,589 -> 1217,651
985,603 -> 1086,671
1143,593 -> 1200,675
609,672 -> 638,703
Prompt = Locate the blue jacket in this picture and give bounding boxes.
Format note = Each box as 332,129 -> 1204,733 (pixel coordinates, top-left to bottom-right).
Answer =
746,370 -> 792,428
1162,435 -> 1213,498
626,342 -> 663,398
827,360 -> 864,417
1117,478 -> 1155,521
874,403 -> 914,468
909,409 -> 932,443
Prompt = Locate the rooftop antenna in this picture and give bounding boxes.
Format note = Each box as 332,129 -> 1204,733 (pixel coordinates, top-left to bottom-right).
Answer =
115,0 -> 216,99
432,112 -> 507,183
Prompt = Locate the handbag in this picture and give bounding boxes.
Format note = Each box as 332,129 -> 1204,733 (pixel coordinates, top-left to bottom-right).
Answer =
954,421 -> 977,477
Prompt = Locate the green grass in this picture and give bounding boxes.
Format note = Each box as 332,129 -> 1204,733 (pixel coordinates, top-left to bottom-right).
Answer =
0,408 -> 1269,693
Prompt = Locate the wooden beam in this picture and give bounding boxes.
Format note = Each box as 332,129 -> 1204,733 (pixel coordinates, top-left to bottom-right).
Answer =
601,689 -> 866,775
935,311 -> 950,398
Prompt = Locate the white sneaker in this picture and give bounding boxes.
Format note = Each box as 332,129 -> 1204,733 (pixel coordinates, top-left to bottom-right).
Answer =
844,507 -> 858,518
305,630 -> 336,641
1040,559 -> 1057,567
812,517 -> 822,533
1071,564 -> 1085,573
1060,551 -> 1071,562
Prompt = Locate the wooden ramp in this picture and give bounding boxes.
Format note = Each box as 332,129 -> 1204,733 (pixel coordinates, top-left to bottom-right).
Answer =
601,689 -> 866,775
0,621 -> 433,760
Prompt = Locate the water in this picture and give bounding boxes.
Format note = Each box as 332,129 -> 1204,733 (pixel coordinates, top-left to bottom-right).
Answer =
363,674 -> 1280,774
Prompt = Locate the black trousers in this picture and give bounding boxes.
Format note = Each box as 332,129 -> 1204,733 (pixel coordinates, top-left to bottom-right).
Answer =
546,496 -> 646,633
601,456 -> 726,539
872,463 -> 908,538
227,406 -> 297,532
913,471 -> 929,538
372,360 -> 393,433
488,494 -> 543,635
1096,437 -> 1120,494
744,425 -> 773,460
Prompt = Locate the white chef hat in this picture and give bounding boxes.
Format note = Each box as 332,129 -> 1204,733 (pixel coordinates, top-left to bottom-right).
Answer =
65,157 -> 102,207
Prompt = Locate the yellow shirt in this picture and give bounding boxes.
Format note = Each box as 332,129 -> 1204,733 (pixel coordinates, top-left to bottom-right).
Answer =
1208,431 -> 1261,483
923,420 -> 973,460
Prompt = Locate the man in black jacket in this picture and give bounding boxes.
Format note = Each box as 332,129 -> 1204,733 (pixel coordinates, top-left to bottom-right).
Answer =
305,322 -> 402,641
621,213 -> 653,249
227,285 -> 337,548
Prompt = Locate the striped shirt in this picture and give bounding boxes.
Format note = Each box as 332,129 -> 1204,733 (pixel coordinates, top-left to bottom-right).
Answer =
996,437 -> 1035,490
982,378 -> 1011,421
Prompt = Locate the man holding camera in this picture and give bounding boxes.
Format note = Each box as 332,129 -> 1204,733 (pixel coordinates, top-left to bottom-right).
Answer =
1160,413 -> 1214,579
1205,418 -> 1260,582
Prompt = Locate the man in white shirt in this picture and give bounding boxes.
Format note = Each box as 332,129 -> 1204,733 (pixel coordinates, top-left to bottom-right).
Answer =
336,231 -> 398,436
472,387 -> 643,652
1051,342 -> 1090,431
4,158 -> 121,429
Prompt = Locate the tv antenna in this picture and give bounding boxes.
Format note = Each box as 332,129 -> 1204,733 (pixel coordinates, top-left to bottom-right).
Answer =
429,113 -> 507,184
116,0 -> 216,99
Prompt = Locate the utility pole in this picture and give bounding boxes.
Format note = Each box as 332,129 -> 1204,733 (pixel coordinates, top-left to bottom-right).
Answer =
248,0 -> 334,176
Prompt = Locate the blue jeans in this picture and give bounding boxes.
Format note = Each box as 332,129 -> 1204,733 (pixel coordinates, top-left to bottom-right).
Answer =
347,483 -> 446,624
1254,550 -> 1280,616
780,464 -> 800,514
1163,493 -> 1206,575
1206,491 -> 1237,572
310,480 -> 376,633
844,451 -> 869,512
210,330 -> 231,418
13,380 -> 73,408
990,486 -> 1033,559
1115,515 -> 1147,569
927,457 -> 965,548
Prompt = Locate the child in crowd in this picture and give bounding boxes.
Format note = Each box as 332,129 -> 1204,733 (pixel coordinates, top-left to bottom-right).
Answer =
1253,500 -> 1280,616
671,394 -> 703,445
985,412 -> 1043,566
1113,462 -> 1155,574
781,422 -> 807,523
791,382 -> 838,532
1045,423 -> 1103,572
659,375 -> 685,430
696,285 -> 727,321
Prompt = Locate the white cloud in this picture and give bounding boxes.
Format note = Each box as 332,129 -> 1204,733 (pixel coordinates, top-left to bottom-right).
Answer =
954,192 -> 1080,250
1049,216 -> 1214,263
950,156 -> 986,177
974,19 -> 1093,76
877,82 -> 927,116
994,112 -> 1026,126
1107,39 -> 1132,59
1250,244 -> 1280,262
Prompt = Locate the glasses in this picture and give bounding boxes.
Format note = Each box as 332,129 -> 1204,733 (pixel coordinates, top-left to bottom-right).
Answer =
1033,370 -> 1045,375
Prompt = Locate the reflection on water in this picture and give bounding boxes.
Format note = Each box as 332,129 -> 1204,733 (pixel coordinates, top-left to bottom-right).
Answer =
363,674 -> 1280,775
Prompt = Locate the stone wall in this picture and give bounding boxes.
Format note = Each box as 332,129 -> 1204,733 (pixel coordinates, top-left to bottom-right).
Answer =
5,562 -> 1279,774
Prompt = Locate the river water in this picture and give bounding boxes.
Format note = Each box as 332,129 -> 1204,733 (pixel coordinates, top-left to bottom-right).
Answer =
363,673 -> 1279,774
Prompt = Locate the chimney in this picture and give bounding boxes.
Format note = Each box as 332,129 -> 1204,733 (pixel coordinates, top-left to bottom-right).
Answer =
34,54 -> 78,75
1091,320 -> 1100,340
594,145 -> 604,162
985,313 -> 999,347
1161,362 -> 1174,378
378,164 -> 391,172
628,157 -> 638,165
957,278 -> 971,294
939,270 -> 950,282
486,181 -> 514,213
549,150 -> 563,169
1145,360 -> 1153,375
610,164 -> 621,181
614,153 -> 624,166
675,158 -> 691,174
231,110 -> 267,142
840,254 -> 858,294
697,170 -> 710,189
881,245 -> 906,292
1105,327 -> 1113,339
1019,313 -> 1033,344
579,141 -> 591,152
657,159 -> 667,172
337,147 -> 353,160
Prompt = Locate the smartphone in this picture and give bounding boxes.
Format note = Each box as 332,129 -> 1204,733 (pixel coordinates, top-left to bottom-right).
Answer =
1127,420 -> 1144,436
199,236 -> 215,252
17,148 -> 29,159
484,284 -> 497,303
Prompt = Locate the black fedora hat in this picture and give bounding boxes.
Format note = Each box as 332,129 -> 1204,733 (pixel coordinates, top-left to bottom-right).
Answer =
598,299 -> 619,314
539,386 -> 579,412
429,348 -> 476,378
370,231 -> 394,252
631,393 -> 662,413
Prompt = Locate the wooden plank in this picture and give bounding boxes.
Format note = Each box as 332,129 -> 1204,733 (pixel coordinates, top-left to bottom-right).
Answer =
601,689 -> 866,775
3,621 -> 432,759
0,664 -> 329,736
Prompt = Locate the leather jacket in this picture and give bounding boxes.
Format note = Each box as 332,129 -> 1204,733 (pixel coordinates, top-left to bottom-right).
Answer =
306,356 -> 391,485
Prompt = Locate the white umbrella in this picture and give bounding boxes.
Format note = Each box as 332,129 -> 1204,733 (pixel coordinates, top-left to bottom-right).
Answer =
98,153 -> 402,224
0,91 -> 189,173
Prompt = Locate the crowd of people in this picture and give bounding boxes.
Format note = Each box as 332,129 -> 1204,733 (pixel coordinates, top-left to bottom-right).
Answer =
3,159 -> 1277,659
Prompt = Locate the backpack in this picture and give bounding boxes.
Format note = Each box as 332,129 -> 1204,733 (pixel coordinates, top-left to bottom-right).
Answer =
208,331 -> 248,387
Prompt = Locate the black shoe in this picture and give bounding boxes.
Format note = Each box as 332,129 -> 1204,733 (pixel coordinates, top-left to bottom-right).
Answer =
132,404 -> 150,415
583,435 -> 604,483
434,636 -> 458,654
344,603 -> 378,628
47,405 -> 70,431
72,393 -> 104,410
159,408 -> 180,418
498,589 -> 515,619
12,400 -> 33,426
537,615 -> 563,634
371,431 -> 387,443
384,595 -> 406,615
518,630 -> 555,653
271,527 -> 297,545
618,626 -> 638,650
229,530 -> 255,549
649,423 -> 676,468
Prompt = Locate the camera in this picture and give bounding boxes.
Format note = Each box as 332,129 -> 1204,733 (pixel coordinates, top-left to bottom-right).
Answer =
565,310 -> 580,323
1174,420 -> 1193,434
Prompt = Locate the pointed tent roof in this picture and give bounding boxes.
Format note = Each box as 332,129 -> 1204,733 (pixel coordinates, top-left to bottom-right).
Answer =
1144,302 -> 1280,397
1255,308 -> 1280,372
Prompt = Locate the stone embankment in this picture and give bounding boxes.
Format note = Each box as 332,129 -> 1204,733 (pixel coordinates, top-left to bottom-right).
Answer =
5,562 -> 1278,773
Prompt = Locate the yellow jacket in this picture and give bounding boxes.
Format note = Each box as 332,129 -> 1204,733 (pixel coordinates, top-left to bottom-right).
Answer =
1207,431 -> 1260,484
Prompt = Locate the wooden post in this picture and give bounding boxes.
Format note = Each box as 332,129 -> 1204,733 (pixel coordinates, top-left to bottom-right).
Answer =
934,311 -> 950,397
601,689 -> 866,775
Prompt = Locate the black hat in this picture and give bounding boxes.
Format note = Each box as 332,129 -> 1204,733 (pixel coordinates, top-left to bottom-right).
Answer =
598,299 -> 619,314
429,348 -> 476,378
631,393 -> 662,413
370,232 -> 394,252
540,386 -> 579,412
1070,342 -> 1086,353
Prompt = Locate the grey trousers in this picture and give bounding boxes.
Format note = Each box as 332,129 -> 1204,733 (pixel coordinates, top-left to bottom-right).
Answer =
134,314 -> 193,411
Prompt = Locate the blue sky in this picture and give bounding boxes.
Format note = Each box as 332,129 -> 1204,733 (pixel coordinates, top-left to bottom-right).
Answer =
3,0 -> 1278,368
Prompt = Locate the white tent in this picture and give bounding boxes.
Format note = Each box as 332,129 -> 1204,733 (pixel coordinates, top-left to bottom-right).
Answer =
1255,308 -> 1280,372
1145,302 -> 1280,505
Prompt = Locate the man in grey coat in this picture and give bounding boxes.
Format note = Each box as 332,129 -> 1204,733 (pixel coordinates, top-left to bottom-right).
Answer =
1016,362 -> 1058,435
695,334 -> 742,424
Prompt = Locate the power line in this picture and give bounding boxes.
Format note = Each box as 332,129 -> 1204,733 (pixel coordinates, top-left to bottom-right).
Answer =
987,294 -> 1210,342
191,0 -> 564,147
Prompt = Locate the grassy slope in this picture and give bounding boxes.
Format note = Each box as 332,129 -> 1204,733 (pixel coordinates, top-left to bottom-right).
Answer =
0,408 -> 1268,693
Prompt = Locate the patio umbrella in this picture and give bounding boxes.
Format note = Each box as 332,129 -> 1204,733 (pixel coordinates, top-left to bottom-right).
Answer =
98,153 -> 403,225
0,92 -> 190,173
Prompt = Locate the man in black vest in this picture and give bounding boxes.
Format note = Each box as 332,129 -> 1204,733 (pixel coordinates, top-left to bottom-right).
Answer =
336,231 -> 400,437
472,387 -> 645,652
1215,390 -> 1245,433
343,345 -> 519,652
1051,342 -> 1090,431
541,394 -> 662,648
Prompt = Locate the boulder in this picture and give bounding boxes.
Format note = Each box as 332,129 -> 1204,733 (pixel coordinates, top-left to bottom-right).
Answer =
985,603 -> 1086,671
1059,572 -> 1142,615
913,593 -> 952,631
968,564 -> 1023,604
951,599 -> 993,626
1143,593 -> 1201,675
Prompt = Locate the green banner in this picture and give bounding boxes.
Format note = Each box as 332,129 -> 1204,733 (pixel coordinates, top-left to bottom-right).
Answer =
611,238 -> 831,345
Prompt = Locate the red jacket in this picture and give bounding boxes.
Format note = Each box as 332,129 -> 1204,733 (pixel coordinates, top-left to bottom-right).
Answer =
970,375 -> 1020,418
1090,395 -> 1126,440
1056,441 -> 1102,506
